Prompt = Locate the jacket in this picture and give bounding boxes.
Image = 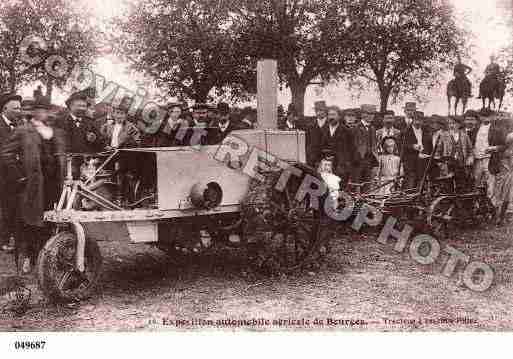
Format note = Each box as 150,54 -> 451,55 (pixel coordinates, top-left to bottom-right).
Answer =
470,123 -> 505,175
55,112 -> 103,153
305,118 -> 327,167
321,123 -> 357,177
400,125 -> 434,166
101,121 -> 141,149
1,124 -> 66,226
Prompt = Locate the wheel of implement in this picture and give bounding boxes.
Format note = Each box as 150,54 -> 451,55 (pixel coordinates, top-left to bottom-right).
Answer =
242,165 -> 333,274
37,231 -> 102,303
426,196 -> 456,240
471,193 -> 495,225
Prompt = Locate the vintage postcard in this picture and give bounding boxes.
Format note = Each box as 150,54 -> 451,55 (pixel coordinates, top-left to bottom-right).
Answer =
0,0 -> 513,351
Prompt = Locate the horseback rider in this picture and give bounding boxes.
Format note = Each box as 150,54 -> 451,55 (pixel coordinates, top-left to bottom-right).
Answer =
485,54 -> 501,80
478,54 -> 502,100
453,55 -> 472,97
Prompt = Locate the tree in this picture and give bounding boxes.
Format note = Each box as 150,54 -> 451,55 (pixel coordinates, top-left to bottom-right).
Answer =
0,0 -> 98,99
344,0 -> 467,112
233,0 -> 359,115
113,0 -> 255,104
497,45 -> 513,97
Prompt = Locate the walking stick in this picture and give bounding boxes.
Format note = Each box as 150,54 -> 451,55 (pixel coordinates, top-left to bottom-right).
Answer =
419,134 -> 442,196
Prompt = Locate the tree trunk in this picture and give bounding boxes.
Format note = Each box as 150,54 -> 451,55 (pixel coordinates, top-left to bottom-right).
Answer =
46,78 -> 54,102
378,85 -> 391,113
8,68 -> 16,92
290,83 -> 307,116
192,84 -> 212,104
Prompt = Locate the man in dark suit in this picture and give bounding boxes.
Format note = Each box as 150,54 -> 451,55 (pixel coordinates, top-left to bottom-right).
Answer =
56,90 -> 103,154
207,102 -> 243,145
352,104 -> 379,191
55,91 -> 103,179
1,98 -> 66,273
0,93 -> 22,253
401,111 -> 433,189
306,100 -> 328,167
321,106 -> 356,187
279,104 -> 301,131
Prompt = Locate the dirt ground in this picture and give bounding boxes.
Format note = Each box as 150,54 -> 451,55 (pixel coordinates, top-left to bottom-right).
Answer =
1,219 -> 513,332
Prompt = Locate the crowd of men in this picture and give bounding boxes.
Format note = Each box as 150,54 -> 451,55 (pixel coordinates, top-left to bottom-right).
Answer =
0,86 -> 510,274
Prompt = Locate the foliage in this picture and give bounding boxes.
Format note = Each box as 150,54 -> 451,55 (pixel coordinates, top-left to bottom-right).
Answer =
343,0 -> 468,111
0,0 -> 98,97
233,0 -> 359,114
497,45 -> 513,96
113,0 -> 255,104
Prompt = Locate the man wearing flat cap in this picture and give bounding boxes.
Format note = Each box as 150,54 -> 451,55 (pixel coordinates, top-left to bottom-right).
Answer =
56,90 -> 103,154
463,110 -> 479,137
0,93 -> 22,253
1,97 -> 66,274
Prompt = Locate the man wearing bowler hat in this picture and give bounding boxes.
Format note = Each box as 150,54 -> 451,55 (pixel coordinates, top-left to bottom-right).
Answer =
306,100 -> 328,167
398,102 -> 417,130
352,104 -> 379,191
401,111 -> 433,189
1,97 -> 66,273
279,103 -> 301,131
207,102 -> 242,145
376,110 -> 400,154
56,90 -> 103,154
0,93 -> 22,253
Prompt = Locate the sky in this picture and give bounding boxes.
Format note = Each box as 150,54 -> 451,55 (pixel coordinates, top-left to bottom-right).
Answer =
21,0 -> 513,116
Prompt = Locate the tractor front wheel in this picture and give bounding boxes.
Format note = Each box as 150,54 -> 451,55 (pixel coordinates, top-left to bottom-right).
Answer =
37,231 -> 102,303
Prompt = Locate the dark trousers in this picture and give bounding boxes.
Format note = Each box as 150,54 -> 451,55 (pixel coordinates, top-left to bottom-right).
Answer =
16,224 -> 49,268
352,158 -> 376,192
0,183 -> 18,244
404,157 -> 429,190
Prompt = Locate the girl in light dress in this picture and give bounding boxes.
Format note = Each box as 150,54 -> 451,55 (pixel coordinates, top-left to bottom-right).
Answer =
318,155 -> 341,191
317,154 -> 342,209
374,137 -> 403,195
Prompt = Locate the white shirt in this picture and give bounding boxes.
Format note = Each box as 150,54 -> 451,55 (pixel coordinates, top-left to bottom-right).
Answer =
219,120 -> 230,132
405,117 -> 413,127
474,123 -> 491,159
329,124 -> 339,137
111,123 -> 123,148
451,131 -> 460,143
285,120 -> 295,129
1,114 -> 14,129
317,117 -> 327,128
320,172 -> 341,192
432,130 -> 440,148
412,126 -> 423,152
70,113 -> 82,127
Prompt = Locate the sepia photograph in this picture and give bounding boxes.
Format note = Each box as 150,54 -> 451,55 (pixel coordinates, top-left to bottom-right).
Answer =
1,0 -> 513,350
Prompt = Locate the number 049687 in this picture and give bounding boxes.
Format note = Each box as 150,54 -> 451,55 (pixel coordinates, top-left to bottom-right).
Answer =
14,341 -> 46,350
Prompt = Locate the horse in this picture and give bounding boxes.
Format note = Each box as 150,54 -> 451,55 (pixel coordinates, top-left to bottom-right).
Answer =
478,74 -> 506,111
447,78 -> 469,116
